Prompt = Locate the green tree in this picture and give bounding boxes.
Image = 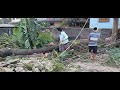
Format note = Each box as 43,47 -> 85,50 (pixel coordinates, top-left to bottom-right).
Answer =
12,18 -> 54,49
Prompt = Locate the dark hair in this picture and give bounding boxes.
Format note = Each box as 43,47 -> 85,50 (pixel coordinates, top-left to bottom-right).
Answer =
57,27 -> 62,32
93,27 -> 97,30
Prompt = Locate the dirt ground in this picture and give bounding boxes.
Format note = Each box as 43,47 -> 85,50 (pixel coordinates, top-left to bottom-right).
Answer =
61,53 -> 120,72
0,51 -> 120,72
0,41 -> 120,72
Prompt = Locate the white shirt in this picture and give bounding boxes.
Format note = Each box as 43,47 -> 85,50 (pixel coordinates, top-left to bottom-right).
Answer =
59,31 -> 69,44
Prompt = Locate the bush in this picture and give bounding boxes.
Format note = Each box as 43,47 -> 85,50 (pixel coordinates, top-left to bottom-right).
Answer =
36,32 -> 54,48
12,18 -> 54,49
23,63 -> 33,71
0,33 -> 19,48
53,61 -> 65,72
38,22 -> 50,28
106,48 -> 120,66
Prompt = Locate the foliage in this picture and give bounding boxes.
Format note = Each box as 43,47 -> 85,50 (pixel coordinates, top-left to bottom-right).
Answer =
12,19 -> 28,49
0,33 -> 19,48
37,32 -> 54,48
12,18 -> 39,49
98,43 -> 106,48
23,63 -> 33,71
12,18 -> 54,49
67,18 -> 79,27
63,18 -> 88,27
53,60 -> 65,72
59,51 -> 69,58
105,48 -> 120,66
38,22 -> 50,28
12,27 -> 24,48
58,19 -> 68,27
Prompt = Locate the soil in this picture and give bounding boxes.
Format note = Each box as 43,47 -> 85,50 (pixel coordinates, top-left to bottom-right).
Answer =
64,53 -> 120,72
0,42 -> 120,72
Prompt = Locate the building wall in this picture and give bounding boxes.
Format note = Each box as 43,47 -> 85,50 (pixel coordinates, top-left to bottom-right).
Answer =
53,22 -> 61,27
40,27 -> 116,40
52,28 -> 112,40
89,18 -> 120,29
11,18 -> 21,23
0,28 -> 13,36
0,27 -> 120,42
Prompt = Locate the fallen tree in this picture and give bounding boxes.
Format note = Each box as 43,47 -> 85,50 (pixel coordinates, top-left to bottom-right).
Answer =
0,45 -> 59,57
0,39 -> 89,57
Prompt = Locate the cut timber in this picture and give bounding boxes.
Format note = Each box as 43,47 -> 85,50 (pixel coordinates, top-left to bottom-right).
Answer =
0,45 -> 59,57
0,39 -> 89,57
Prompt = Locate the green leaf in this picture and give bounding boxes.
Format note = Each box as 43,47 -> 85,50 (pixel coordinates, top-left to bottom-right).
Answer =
59,51 -> 69,58
25,39 -> 31,49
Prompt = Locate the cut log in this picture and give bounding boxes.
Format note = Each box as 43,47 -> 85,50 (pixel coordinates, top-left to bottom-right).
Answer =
0,45 -> 59,57
0,39 -> 89,57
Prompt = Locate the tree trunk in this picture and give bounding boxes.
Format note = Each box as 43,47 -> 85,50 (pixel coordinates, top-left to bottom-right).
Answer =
0,39 -> 89,57
0,45 -> 59,57
111,18 -> 119,42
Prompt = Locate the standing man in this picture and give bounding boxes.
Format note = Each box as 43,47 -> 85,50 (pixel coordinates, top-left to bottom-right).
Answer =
57,27 -> 69,52
88,27 -> 100,60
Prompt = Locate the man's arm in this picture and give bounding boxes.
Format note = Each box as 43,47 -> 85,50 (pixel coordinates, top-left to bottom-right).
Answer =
88,34 -> 91,42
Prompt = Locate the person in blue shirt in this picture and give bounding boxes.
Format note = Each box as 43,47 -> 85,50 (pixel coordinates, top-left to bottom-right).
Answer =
88,27 -> 100,60
57,27 -> 69,52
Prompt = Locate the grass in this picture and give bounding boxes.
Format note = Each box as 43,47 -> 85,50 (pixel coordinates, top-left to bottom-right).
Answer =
53,60 -> 65,72
23,63 -> 33,71
105,48 -> 120,67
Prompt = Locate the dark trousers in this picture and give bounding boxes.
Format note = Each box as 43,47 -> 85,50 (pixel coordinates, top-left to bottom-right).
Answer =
59,43 -> 69,52
89,46 -> 97,54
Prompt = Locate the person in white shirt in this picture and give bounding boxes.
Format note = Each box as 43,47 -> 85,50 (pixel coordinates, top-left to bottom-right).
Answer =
57,27 -> 69,52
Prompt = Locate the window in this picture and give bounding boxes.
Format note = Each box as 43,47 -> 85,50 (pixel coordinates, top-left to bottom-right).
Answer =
99,18 -> 110,22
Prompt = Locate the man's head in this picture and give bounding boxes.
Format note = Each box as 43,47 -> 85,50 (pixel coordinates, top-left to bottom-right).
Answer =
57,27 -> 63,34
57,27 -> 62,32
93,27 -> 98,32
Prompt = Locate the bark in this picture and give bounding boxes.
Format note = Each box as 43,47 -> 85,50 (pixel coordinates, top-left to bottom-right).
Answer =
111,18 -> 119,42
0,45 -> 59,57
0,39 -> 89,57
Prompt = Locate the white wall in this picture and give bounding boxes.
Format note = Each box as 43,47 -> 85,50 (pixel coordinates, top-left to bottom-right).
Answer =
89,18 -> 120,29
11,18 -> 21,23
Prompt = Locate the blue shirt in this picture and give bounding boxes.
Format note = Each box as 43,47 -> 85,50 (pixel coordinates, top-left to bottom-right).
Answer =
59,31 -> 69,44
88,32 -> 100,46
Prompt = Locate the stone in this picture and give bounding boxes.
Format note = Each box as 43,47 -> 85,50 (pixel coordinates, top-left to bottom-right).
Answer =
20,60 -> 32,64
26,70 -> 32,72
4,59 -> 19,67
0,67 -> 5,72
45,61 -> 53,71
16,63 -> 24,67
3,67 -> 14,72
29,60 -> 41,67
14,67 -> 25,72
38,65 -> 45,72
32,67 -> 40,72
